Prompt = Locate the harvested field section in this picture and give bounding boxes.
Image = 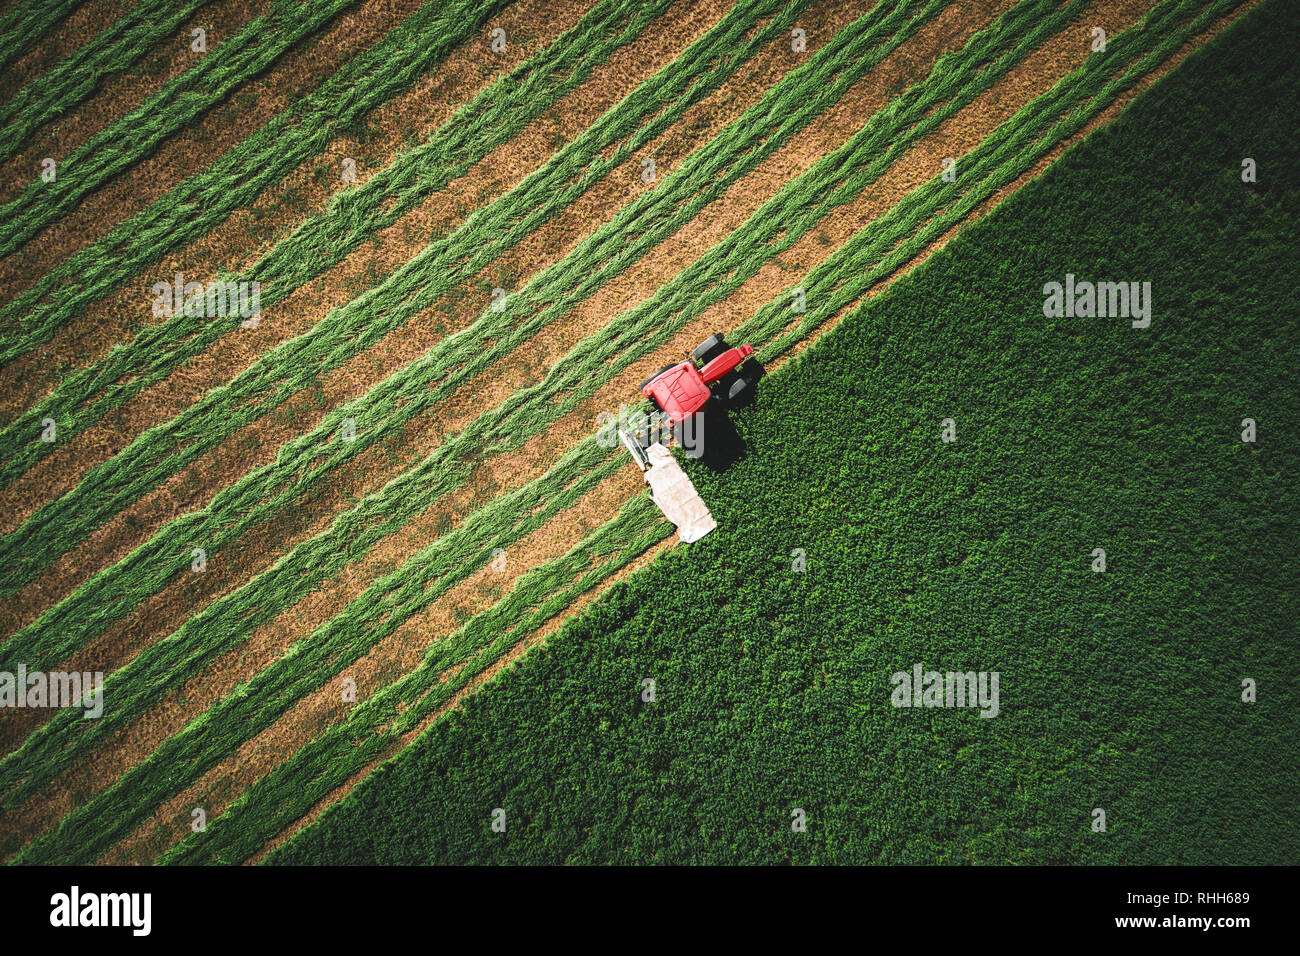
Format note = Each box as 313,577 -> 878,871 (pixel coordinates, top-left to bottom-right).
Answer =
0,0 -> 595,418
0,0 -> 743,655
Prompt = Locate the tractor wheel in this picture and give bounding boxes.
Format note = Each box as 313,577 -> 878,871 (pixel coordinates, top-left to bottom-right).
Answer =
692,333 -> 728,365
726,359 -> 765,408
639,363 -> 675,392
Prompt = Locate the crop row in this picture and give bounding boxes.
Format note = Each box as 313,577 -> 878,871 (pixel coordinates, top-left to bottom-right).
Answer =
0,0 -> 217,162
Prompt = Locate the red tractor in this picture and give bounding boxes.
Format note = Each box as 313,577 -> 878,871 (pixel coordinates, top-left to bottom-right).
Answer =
630,332 -> 763,463
640,332 -> 763,426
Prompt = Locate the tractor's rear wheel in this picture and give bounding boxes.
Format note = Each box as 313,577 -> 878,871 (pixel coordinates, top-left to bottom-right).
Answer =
725,358 -> 765,408
692,333 -> 728,365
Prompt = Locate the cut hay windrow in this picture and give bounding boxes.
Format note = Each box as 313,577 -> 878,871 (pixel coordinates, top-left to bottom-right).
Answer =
2,0 -> 1196,858
0,0 -> 864,624
157,0 -> 1249,868
0,0 -> 959,823
0,0 -> 81,73
0,0 -> 671,482
0,0 -> 497,340
0,0 -> 367,260
0,0 -> 217,162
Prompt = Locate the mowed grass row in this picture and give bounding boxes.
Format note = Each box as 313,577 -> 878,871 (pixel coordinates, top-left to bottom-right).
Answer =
0,0 -> 896,655
0,0 -> 930,814
0,0 -> 217,161
0,0 -> 642,466
0,0 -> 81,73
0,0 -> 807,590
160,0 -> 1242,866
0,0 -> 504,371
10,0 -> 1212,864
0,0 -> 370,258
268,0 -> 1298,864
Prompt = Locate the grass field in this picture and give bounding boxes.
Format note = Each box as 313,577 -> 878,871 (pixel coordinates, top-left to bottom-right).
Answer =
0,0 -> 1291,865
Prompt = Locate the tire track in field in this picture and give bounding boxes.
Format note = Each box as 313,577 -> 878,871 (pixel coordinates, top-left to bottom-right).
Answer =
0,0 -> 596,420
54,0 -> 1007,862
0,0 -> 404,295
0,0 -> 737,754
0,0 -> 865,848
243,0 -> 1263,865
0,1 -> 134,111
0,0 -> 260,209
0,0 -> 744,639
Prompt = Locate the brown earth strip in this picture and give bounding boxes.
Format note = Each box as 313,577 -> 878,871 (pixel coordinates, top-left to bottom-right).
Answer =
239,0 -> 1262,866
0,0 -> 742,636
0,0 -> 420,297
0,0 -> 594,419
0,1 -> 134,112
0,0 -> 264,210
73,0 -> 1018,863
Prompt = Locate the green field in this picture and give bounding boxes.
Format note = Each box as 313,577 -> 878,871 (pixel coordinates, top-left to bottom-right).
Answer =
269,5 -> 1299,864
1,0 -> 1290,867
